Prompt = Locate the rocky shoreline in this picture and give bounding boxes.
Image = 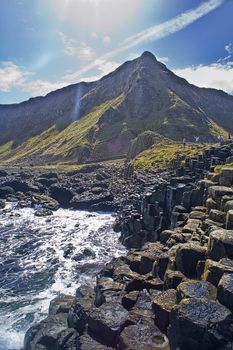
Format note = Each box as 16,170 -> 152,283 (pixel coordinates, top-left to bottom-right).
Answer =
1,141 -> 233,349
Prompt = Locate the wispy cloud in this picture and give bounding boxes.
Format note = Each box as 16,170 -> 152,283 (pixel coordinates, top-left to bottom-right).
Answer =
0,0 -> 225,98
60,0 -> 225,82
58,31 -> 96,61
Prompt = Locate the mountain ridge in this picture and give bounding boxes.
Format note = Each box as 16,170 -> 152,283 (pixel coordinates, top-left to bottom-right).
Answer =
0,51 -> 232,165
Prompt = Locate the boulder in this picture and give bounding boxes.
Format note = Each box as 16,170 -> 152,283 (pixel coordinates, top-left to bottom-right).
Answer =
24,313 -> 68,350
177,280 -> 216,302
164,269 -> 185,290
0,199 -> 5,209
208,186 -> 233,206
0,186 -> 14,198
68,298 -> 94,334
71,192 -> 114,210
226,210 -> 233,229
79,332 -> 113,349
152,289 -> 177,333
118,323 -> 169,350
209,209 -> 226,224
207,229 -> 233,261
122,291 -> 139,310
169,298 -> 233,350
202,258 -> 233,286
175,243 -> 206,277
57,328 -> 80,350
50,185 -> 74,206
219,168 -> 233,186
49,295 -> 75,315
88,301 -> 128,347
217,273 -> 233,311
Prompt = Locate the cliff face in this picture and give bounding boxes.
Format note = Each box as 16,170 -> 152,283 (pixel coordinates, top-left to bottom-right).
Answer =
0,51 -> 233,165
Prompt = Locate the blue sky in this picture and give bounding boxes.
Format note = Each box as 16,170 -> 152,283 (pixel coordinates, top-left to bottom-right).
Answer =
0,0 -> 233,104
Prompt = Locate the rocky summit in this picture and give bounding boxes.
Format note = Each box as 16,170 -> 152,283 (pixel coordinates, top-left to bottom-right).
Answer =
0,51 -> 233,166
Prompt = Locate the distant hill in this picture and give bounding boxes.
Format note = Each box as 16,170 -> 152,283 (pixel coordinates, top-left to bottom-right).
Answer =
0,51 -> 232,165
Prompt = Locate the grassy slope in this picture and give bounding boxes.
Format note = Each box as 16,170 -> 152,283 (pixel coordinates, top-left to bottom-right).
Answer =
132,142 -> 211,169
0,95 -> 125,163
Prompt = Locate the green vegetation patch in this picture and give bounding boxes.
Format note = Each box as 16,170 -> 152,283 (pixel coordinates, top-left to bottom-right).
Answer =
132,142 -> 211,169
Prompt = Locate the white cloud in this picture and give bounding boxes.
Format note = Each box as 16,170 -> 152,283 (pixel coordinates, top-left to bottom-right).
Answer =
23,80 -> 66,97
174,62 -> 233,94
157,56 -> 169,64
91,31 -> 98,39
0,62 -> 30,92
58,31 -> 78,56
78,42 -> 96,62
1,0 -> 226,98
225,43 -> 233,54
58,32 -> 96,62
57,0 -> 225,83
103,35 -> 111,45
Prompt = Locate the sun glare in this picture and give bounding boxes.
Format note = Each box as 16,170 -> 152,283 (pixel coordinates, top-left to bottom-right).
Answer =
51,0 -> 143,33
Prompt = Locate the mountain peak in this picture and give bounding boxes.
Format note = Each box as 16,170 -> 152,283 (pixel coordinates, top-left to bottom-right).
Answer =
140,51 -> 157,61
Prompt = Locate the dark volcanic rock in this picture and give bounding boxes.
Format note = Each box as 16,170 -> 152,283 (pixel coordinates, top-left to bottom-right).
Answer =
175,243 -> 206,277
169,298 -> 233,350
50,185 -> 74,206
217,273 -> 233,311
118,323 -> 169,349
88,302 -> 128,347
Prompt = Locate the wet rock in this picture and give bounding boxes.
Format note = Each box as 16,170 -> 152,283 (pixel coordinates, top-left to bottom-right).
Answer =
75,285 -> 95,300
207,229 -> 233,261
68,298 -> 94,334
73,248 -> 96,261
0,199 -> 5,209
24,313 -> 68,350
57,328 -> 80,350
49,295 -> 75,315
118,323 -> 169,350
35,208 -> 53,217
79,332 -> 113,349
175,243 -> 206,277
169,298 -> 233,350
71,192 -> 114,210
0,186 -> 14,198
152,289 -> 177,333
202,258 -> 233,286
88,301 -> 128,347
95,277 -> 125,307
177,280 -> 216,302
32,194 -> 59,211
217,273 -> 233,311
50,185 -> 74,206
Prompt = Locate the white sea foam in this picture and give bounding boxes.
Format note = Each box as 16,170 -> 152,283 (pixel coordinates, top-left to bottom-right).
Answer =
0,204 -> 126,349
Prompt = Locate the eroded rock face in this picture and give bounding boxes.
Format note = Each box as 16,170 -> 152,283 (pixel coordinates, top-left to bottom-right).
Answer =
169,298 -> 233,350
